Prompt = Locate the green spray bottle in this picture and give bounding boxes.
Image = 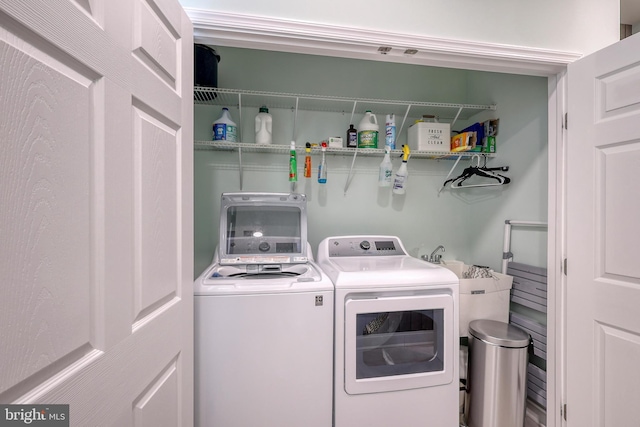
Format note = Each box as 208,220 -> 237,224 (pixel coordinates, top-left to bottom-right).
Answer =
289,141 -> 297,182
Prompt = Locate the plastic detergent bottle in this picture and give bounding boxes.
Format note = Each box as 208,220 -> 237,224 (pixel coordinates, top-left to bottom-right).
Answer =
255,106 -> 272,144
213,107 -> 237,142
317,142 -> 327,183
358,111 -> 379,148
378,146 -> 393,187
392,145 -> 411,194
289,141 -> 297,182
304,142 -> 312,178
385,113 -> 396,149
346,124 -> 358,148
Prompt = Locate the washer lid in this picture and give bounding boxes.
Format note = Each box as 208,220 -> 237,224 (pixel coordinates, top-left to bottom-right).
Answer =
218,192 -> 308,265
468,319 -> 531,348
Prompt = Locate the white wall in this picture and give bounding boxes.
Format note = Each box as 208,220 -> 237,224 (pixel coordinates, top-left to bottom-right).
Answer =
180,0 -> 619,56
193,47 -> 548,277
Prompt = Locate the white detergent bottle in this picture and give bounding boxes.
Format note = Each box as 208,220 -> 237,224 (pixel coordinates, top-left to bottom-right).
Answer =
213,107 -> 237,142
378,146 -> 393,187
358,111 -> 379,148
255,106 -> 273,144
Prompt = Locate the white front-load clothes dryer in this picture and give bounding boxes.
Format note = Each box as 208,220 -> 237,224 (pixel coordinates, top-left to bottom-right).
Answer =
194,193 -> 334,427
317,235 -> 460,427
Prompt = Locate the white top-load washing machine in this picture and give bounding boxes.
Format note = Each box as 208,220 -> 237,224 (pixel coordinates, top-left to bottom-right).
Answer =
317,235 -> 460,427
194,193 -> 333,427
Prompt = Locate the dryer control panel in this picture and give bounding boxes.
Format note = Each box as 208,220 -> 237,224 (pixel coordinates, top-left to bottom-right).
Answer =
326,236 -> 406,257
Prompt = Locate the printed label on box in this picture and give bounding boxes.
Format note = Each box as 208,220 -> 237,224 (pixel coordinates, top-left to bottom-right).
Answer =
408,122 -> 451,152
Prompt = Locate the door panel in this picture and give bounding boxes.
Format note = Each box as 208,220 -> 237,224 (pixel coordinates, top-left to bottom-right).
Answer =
134,104 -> 180,322
595,323 -> 640,427
133,0 -> 179,87
566,33 -> 640,426
601,144 -> 640,278
0,15 -> 96,400
0,0 -> 193,425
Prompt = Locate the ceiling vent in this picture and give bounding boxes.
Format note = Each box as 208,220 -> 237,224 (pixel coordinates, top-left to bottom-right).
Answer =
404,49 -> 418,55
377,46 -> 392,54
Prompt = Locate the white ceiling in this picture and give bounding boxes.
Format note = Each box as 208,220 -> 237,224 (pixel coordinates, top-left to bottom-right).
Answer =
621,0 -> 640,25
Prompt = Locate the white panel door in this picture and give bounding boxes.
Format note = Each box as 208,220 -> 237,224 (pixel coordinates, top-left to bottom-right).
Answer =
0,0 -> 193,425
566,33 -> 640,426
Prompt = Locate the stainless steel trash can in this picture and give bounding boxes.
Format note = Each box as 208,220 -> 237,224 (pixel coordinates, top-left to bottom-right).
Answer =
466,319 -> 532,427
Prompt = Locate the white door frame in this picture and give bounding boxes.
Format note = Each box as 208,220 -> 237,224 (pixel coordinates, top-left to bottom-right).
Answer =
186,9 -> 582,427
547,70 -> 569,427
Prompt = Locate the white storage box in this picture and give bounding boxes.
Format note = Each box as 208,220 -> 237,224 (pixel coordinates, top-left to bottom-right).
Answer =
327,136 -> 343,148
407,121 -> 451,152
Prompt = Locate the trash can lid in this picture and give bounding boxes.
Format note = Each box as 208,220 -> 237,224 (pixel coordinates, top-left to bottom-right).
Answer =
468,319 -> 531,348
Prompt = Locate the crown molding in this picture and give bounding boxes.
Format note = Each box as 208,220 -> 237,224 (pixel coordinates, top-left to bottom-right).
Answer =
185,8 -> 582,76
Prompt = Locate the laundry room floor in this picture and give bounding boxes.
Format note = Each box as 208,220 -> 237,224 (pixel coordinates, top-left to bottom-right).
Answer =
460,416 -> 544,427
459,400 -> 546,426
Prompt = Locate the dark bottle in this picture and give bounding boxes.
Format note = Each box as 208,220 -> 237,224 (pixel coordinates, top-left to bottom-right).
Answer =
346,124 -> 358,148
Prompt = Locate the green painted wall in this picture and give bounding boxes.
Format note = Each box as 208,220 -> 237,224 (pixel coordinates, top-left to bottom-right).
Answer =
194,47 -> 548,278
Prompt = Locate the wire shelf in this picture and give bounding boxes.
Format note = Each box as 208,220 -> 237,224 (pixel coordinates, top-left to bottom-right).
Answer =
194,87 -> 496,122
194,141 -> 495,159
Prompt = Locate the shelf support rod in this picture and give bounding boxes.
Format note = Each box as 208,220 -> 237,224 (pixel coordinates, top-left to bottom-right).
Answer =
450,106 -> 463,128
349,100 -> 358,126
237,92 -> 243,142
238,92 -> 244,189
237,93 -> 243,191
344,147 -> 359,195
397,104 -> 413,147
437,154 -> 463,195
343,100 -> 360,195
292,96 -> 300,142
238,147 -> 243,190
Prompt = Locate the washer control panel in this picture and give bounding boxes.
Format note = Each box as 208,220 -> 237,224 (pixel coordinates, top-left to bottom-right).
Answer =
327,236 -> 406,257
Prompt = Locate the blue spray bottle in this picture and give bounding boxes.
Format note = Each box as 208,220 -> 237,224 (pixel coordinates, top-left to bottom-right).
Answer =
317,142 -> 327,184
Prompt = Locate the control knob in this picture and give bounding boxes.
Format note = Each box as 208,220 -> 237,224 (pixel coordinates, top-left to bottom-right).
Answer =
258,241 -> 271,252
359,240 -> 371,251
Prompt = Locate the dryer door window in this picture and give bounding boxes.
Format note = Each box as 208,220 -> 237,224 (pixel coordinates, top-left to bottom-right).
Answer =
344,292 -> 455,395
356,309 -> 443,378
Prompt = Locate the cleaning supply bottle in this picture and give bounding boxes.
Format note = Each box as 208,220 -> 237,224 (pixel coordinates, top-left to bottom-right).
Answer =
304,142 -> 312,178
317,142 -> 327,184
255,106 -> 272,144
346,124 -> 358,148
289,141 -> 297,182
357,111 -> 379,148
392,145 -> 411,194
378,146 -> 393,187
385,113 -> 396,149
213,107 -> 237,142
